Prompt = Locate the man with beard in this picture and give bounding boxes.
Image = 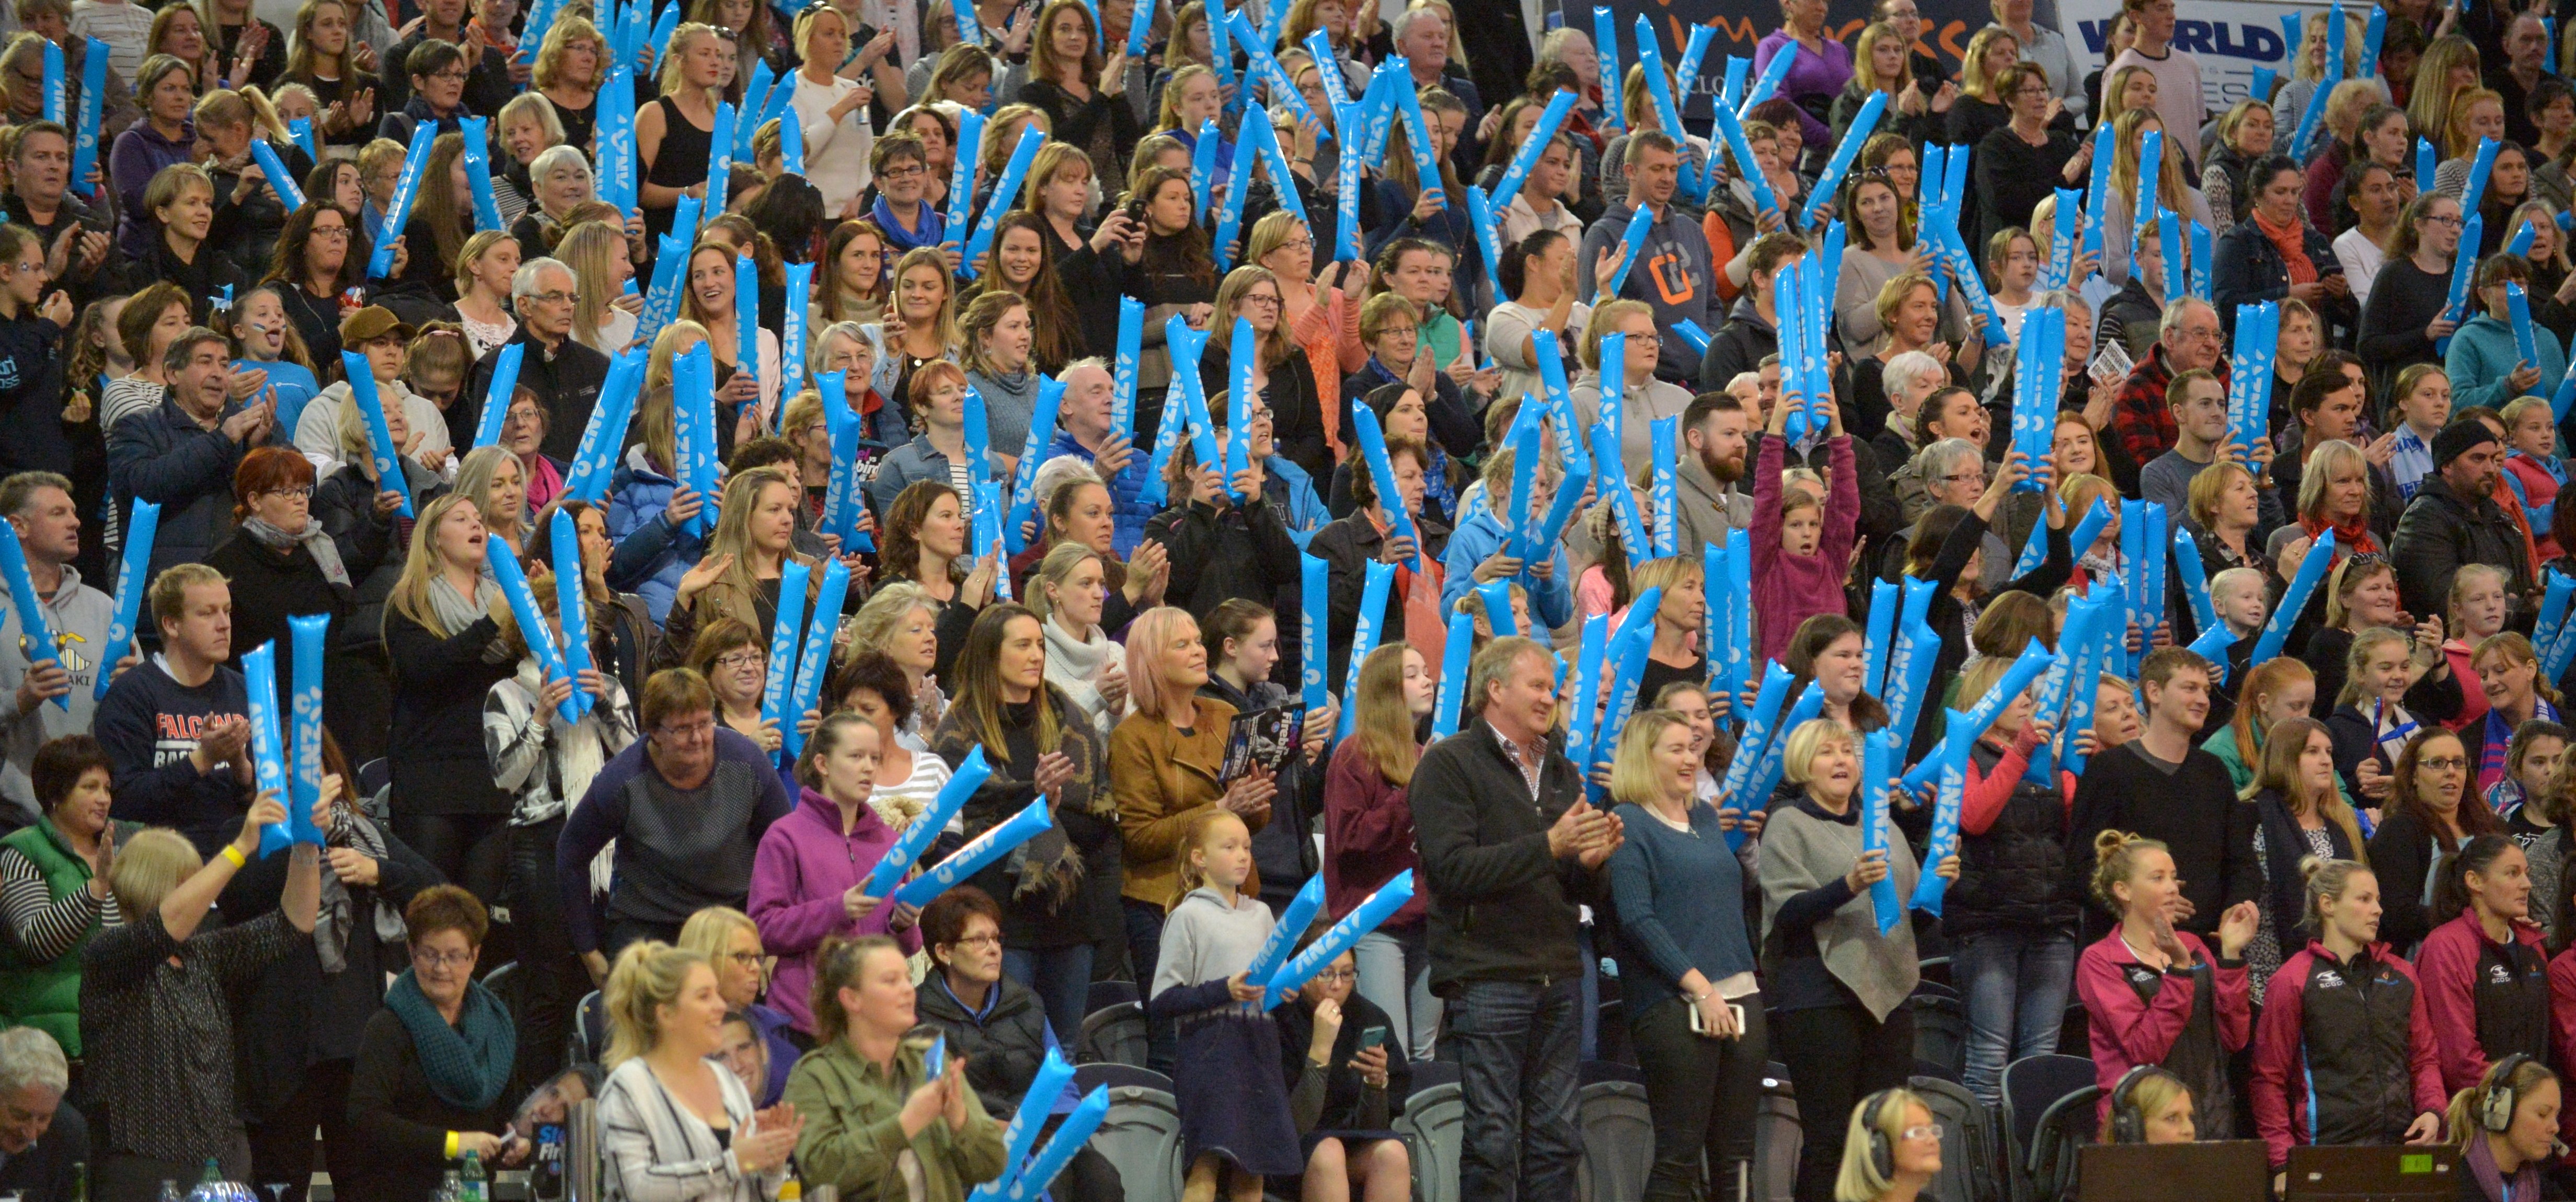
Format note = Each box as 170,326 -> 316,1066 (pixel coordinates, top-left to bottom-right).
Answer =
1673,391 -> 1752,553
1698,233 -> 1804,390
2392,420 -> 2535,622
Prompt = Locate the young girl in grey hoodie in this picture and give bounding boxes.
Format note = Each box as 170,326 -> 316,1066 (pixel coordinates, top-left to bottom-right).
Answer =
1148,807 -> 1305,1199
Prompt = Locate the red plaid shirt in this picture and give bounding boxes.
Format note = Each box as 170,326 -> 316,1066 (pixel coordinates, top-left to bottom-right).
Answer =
2111,343 -> 2229,475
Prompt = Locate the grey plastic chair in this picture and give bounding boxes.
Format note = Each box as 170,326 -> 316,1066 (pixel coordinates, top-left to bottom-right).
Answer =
1576,1061 -> 1653,1202
1077,1000 -> 1148,1067
1078,1064 -> 1185,1202
1395,1062 -> 1464,1202
1751,1066 -> 1802,1202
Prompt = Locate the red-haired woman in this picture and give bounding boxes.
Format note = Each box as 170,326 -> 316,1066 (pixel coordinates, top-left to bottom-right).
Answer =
203,446 -> 352,709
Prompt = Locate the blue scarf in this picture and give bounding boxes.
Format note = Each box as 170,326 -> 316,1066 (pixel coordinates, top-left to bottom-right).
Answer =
870,195 -> 946,253
384,967 -> 519,1111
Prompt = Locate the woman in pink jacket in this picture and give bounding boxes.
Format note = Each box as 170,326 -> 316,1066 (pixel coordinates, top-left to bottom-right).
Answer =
748,712 -> 926,1035
2413,834 -> 2549,1096
2075,830 -> 2258,1135
1750,384 -> 1861,664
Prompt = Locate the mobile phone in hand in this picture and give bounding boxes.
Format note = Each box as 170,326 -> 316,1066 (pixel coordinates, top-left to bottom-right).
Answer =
1359,1025 -> 1388,1051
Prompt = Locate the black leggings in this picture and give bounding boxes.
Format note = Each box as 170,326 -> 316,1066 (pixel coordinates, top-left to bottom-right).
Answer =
509,818 -> 581,1087
1632,993 -> 1770,1202
247,1059 -> 354,1202
396,812 -> 512,901
1773,1001 -> 1917,1202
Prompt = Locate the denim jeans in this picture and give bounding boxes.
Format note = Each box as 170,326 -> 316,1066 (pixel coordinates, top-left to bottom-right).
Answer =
1451,977 -> 1584,1202
1122,897 -> 1177,1073
1353,928 -> 1439,1060
1951,926 -> 2077,1107
1631,992 -> 1769,1202
1005,943 -> 1095,1051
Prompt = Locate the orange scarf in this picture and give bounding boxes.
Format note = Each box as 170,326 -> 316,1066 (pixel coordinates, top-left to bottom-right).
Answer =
2253,208 -> 2317,285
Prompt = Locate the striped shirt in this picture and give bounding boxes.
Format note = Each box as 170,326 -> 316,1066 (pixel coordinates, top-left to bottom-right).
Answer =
596,1056 -> 783,1202
68,0 -> 152,83
0,845 -> 119,961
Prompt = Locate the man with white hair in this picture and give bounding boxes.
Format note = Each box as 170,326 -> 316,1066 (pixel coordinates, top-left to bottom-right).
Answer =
0,1025 -> 85,1198
1391,5 -> 1491,172
464,257 -> 610,462
1036,357 -> 1167,562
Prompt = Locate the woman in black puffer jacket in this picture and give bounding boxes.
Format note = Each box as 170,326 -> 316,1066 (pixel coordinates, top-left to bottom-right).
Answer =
1941,653 -> 2085,1112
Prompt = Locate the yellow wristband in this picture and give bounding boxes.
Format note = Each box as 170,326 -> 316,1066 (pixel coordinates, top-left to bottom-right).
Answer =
445,1131 -> 461,1159
221,844 -> 248,868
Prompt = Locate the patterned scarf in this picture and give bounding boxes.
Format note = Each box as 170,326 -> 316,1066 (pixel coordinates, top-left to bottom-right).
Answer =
384,968 -> 519,1111
2481,696 -> 2563,794
2300,511 -> 2380,557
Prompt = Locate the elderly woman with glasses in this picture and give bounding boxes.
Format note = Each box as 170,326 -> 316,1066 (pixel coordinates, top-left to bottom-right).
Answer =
558,667 -> 796,985
347,885 -> 530,1199
204,446 -> 353,708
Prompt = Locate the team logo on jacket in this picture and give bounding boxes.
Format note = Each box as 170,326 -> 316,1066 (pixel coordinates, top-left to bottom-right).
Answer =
2126,966 -> 2160,987
2313,970 -> 2345,989
2491,964 -> 2517,985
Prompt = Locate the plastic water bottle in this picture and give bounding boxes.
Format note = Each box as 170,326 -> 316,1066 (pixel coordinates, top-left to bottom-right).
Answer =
156,1184 -> 180,1202
436,1170 -> 462,1202
459,1150 -> 488,1202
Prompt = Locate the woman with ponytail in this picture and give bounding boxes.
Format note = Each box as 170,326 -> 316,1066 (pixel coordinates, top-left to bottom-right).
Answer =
2414,833 -> 2549,1094
594,940 -> 805,1200
2074,830 -> 2258,1135
2441,1056 -> 2562,1202
2248,858 -> 2447,1174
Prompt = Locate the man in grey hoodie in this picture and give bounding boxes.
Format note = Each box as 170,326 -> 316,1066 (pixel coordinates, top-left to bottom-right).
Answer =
1577,131 -> 1716,387
0,473 -> 125,829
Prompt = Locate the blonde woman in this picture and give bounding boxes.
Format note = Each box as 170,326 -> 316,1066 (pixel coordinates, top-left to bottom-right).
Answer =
531,15 -> 603,149
382,492 -> 522,888
844,581 -> 950,745
669,466 -> 830,658
636,23 -> 729,245
1758,717 -> 1955,1202
1032,539 -> 1128,738
84,794 -> 321,1195
1833,1089 -> 1944,1202
454,443 -> 530,562
558,218 -> 643,354
2101,108 -> 2211,286
2462,632 -> 2563,793
1606,708 -> 1767,1196
451,228 -> 521,356
789,3 -> 878,216
595,941 -> 803,1200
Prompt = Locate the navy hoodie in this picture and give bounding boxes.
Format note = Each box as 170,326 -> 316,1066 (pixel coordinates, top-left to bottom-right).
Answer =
0,313 -> 68,477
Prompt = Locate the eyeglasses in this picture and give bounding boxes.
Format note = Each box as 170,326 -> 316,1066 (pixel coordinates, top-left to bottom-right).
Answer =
654,716 -> 716,741
412,945 -> 475,969
944,932 -> 1003,949
1240,292 -> 1282,309
879,162 -> 926,179
310,224 -> 350,239
1937,471 -> 1986,485
726,950 -> 764,968
256,486 -> 314,501
2423,213 -> 2464,228
1901,1124 -> 1945,1142
2419,755 -> 2469,771
523,290 -> 575,305
714,650 -> 767,671
1313,968 -> 1357,983
426,67 -> 468,82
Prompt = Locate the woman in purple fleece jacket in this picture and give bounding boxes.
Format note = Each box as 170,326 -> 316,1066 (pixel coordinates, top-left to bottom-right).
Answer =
749,712 -> 925,1036
1752,391 -> 1862,664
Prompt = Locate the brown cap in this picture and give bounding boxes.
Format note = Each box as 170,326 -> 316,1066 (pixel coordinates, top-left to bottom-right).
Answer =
338,305 -> 413,346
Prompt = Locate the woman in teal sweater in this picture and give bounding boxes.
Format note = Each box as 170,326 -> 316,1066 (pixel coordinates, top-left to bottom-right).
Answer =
1605,708 -> 1766,1202
2445,254 -> 2569,414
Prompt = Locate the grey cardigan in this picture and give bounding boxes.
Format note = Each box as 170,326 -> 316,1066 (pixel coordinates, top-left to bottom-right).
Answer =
1757,799 -> 1924,1021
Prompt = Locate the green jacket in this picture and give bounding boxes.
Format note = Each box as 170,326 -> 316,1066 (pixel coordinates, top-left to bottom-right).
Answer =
786,1036 -> 1007,1202
0,818 -> 136,1055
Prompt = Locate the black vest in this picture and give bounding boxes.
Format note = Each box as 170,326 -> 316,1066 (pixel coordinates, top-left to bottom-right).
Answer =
2286,945 -> 2422,1149
2469,932 -> 2551,1072
1942,740 -> 2078,938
